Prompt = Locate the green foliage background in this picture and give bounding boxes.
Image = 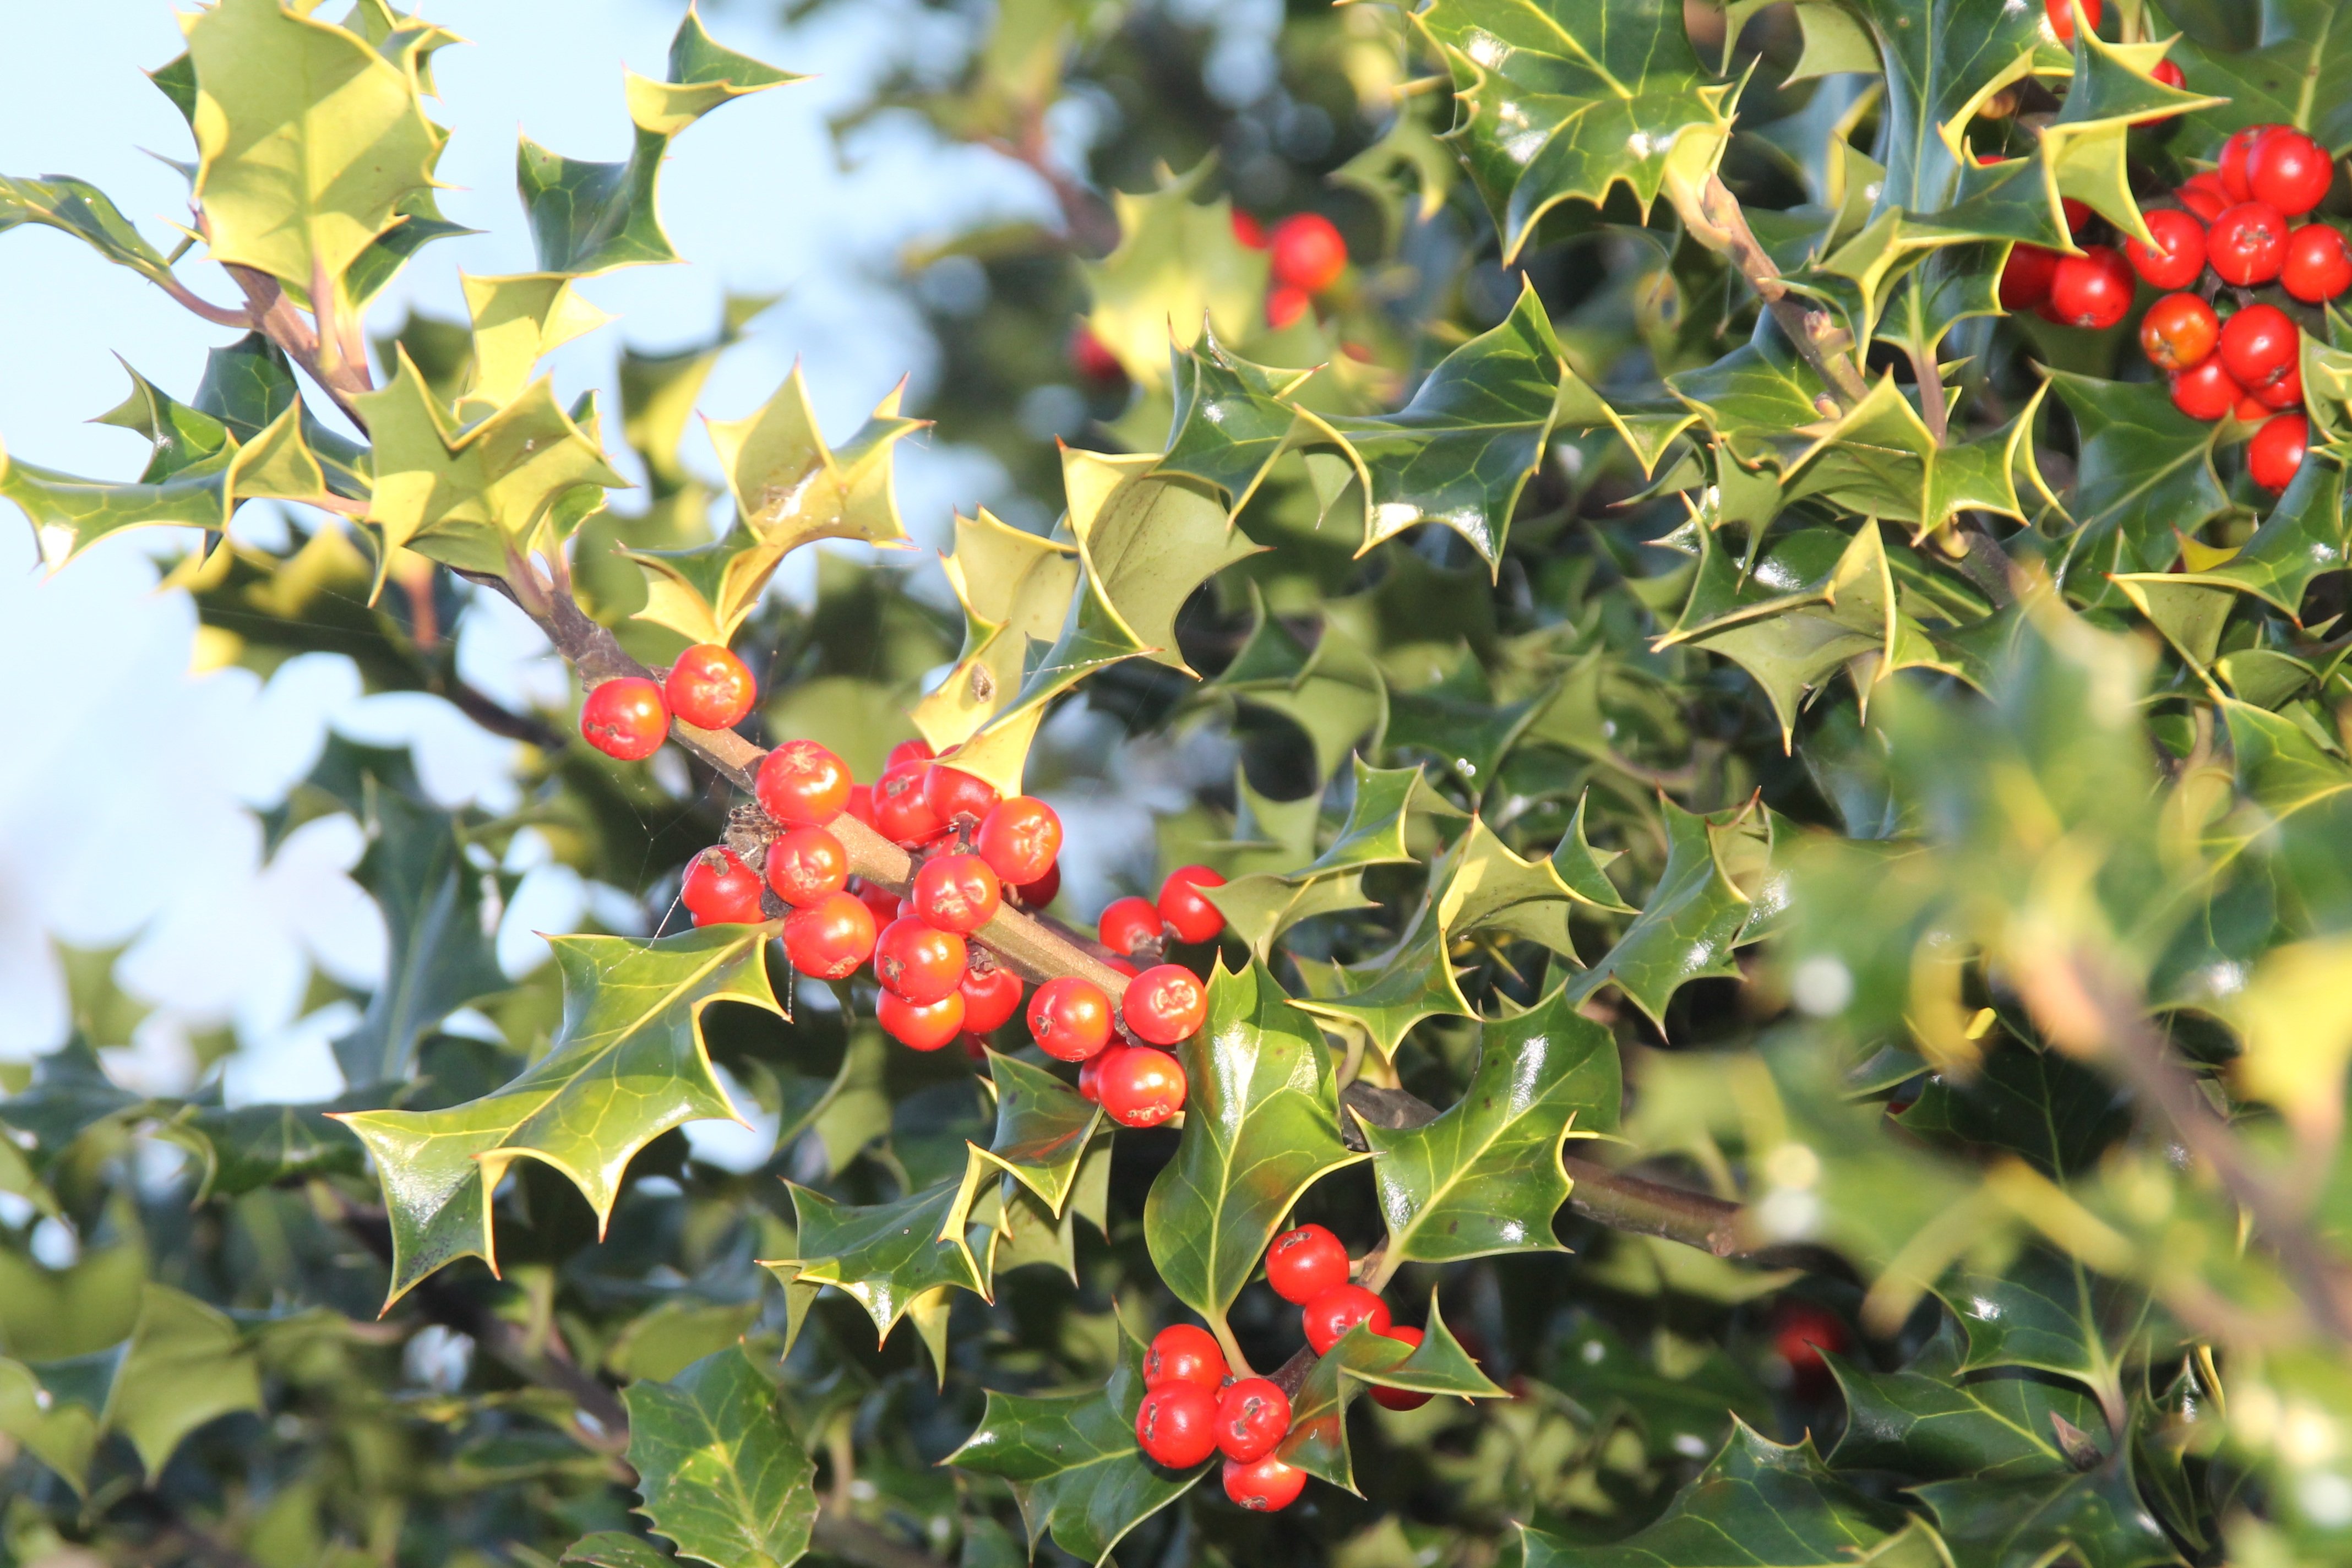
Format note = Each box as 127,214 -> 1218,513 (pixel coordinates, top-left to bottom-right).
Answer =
9,1 -> 2352,1566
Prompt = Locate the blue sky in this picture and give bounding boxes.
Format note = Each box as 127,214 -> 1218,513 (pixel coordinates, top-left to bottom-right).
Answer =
0,0 -> 1066,1102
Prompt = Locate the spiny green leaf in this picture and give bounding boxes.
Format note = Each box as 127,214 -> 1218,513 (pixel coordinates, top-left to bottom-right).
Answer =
2049,373 -> 2230,592
1567,798 -> 1770,1026
1144,959 -> 1360,1325
2170,0 -> 2352,156
1910,1460 -> 2177,1568
1290,920 -> 1474,1059
622,1347 -> 817,1568
1364,986 -> 1616,1265
1829,1315 -> 2103,1482
910,508 -> 1080,753
1276,1308 -> 1504,1493
0,172 -> 178,288
1081,161 -> 1269,389
2130,452 -> 2347,617
781,1164 -> 990,1338
335,923 -> 777,1306
1934,1245 -> 2147,1398
1153,327 -> 1317,511
971,1050 -> 1101,1213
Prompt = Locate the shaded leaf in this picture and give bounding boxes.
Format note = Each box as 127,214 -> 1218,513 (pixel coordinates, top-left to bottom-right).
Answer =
623,1347 -> 816,1568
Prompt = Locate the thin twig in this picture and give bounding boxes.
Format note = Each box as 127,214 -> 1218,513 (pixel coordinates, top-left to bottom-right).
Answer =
224,264 -> 373,433
1678,175 -> 1871,408
1908,340 -> 1951,442
1949,516 -> 2021,607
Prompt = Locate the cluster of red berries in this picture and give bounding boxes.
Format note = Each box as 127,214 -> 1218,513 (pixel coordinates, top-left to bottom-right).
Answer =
1232,209 -> 1349,329
581,649 -> 1238,1126
1133,1222 -> 1424,1511
2001,119 -> 2340,494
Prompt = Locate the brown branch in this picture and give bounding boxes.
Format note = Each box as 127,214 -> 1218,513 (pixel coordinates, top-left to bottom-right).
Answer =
1678,174 -> 1871,409
1947,516 -> 2021,608
984,108 -> 1119,258
1908,340 -> 1951,443
156,273 -> 255,329
225,263 -> 373,433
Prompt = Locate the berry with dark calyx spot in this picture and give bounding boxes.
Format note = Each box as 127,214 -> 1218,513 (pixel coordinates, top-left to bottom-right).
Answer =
765,826 -> 848,907
1069,324 -> 1124,384
871,761 -> 944,846
874,917 -> 967,1003
2255,361 -> 2305,410
2124,209 -> 2206,290
783,891 -> 878,979
1144,1324 -> 1228,1392
580,677 -> 668,760
1265,285 -> 1310,329
682,847 -> 765,925
2209,201 -> 2289,285
663,644 -> 756,730
2220,124 -> 2277,203
1997,242 -> 2059,309
1098,895 -> 1164,956
912,852 -> 1001,934
1124,964 -> 1207,1046
1265,1223 -> 1350,1305
2247,127 -> 2334,216
2283,224 -> 2352,302
1096,1045 -> 1187,1128
1370,1326 -> 1433,1411
2140,292 -> 2219,372
2170,356 -> 2243,421
1135,1383 -> 1219,1469
1215,1379 -> 1292,1462
886,737 -> 937,771
1268,213 -> 1346,293
1223,1453 -> 1307,1512
976,796 -> 1063,885
922,759 -> 1000,828
1029,976 -> 1114,1061
2046,246 -> 2135,329
958,960 -> 1024,1035
880,988 -> 966,1051
2251,412 -> 2309,493
1015,862 -> 1060,910
2219,303 -> 2299,390
2177,173 -> 2232,221
756,740 -> 852,825
1157,865 -> 1227,944
1302,1284 -> 1392,1355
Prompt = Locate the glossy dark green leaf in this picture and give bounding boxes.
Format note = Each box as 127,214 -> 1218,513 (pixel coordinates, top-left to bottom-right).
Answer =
1935,1246 -> 2147,1397
2170,0 -> 2352,156
1277,1310 -> 1504,1491
623,1347 -> 817,1568
1910,1460 -> 2177,1568
563,1532 -> 678,1568
2156,453 -> 2348,616
1894,1042 -> 2130,1180
2048,374 -> 2229,591
1153,327 -> 1315,510
0,172 -> 178,287
1567,799 -> 1767,1025
1830,1316 -> 2103,1481
783,1167 -> 989,1338
973,1050 -> 1101,1213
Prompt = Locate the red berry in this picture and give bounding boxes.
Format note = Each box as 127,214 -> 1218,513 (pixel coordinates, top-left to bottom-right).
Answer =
1268,213 -> 1347,293
2255,360 -> 2305,410
1097,1046 -> 1187,1128
1136,1382 -> 1219,1469
2220,125 -> 2274,203
2209,201 -> 2289,285
2124,208 -> 2206,289
2177,173 -> 2232,222
1069,324 -> 1124,384
923,760 -> 1000,828
2248,127 -> 2334,217
2284,224 -> 2352,302
1124,964 -> 1207,1046
912,852 -> 1002,934
1029,976 -> 1114,1061
852,876 -> 899,926
2219,303 -> 2299,389
1302,1285 -> 1391,1355
874,917 -> 967,1003
976,796 -> 1063,886
783,891 -> 878,979
1265,285 -> 1310,329
2043,0 -> 2098,43
682,846 -> 765,925
1215,1378 -> 1292,1462
2236,392 -> 2273,422
2141,292 -> 2219,372
1157,865 -> 1227,944
1098,896 -> 1164,956
1266,1224 -> 1350,1305
2251,412 -> 2309,492
765,826 -> 848,907
880,987 -> 966,1051
872,762 -> 944,847
2061,197 -> 2092,236
1077,1053 -> 1105,1102
2151,58 -> 2184,90
958,961 -> 1025,1035
756,741 -> 852,826
2047,246 -> 2135,328
2171,356 -> 2243,421
1223,1453 -> 1306,1512
885,737 -> 937,771
580,677 -> 668,761
1998,243 -> 2059,310
663,644 -> 756,730
1772,1303 -> 1849,1376
1370,1325 -> 1432,1411
843,783 -> 876,829
1231,209 -> 1266,249
1144,1324 -> 1229,1393
1015,862 -> 1060,910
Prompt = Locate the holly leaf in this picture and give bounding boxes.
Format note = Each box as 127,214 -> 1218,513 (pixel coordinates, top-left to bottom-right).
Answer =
1518,1423 -> 1923,1567
0,173 -> 179,290
971,1050 -> 1102,1213
1414,0 -> 1736,262
1153,327 -> 1318,513
334,924 -> 778,1307
183,0 -> 444,324
1364,986 -> 1616,1266
947,1329 -> 1202,1566
520,10 -> 797,275
563,1534 -> 678,1568
1143,959 -> 1360,1324
1212,600 -> 1389,791
1276,1309 -> 1504,1492
1202,756 -> 1428,959
1910,1462 -> 2177,1568
780,1164 -> 990,1340
2049,373 -> 2231,591
1566,798 -> 1772,1026
1303,281 -> 1663,569
1291,920 -> 1474,1057
1830,1316 -> 2104,1482
622,1347 -> 817,1568
1934,1245 -> 2147,1397
100,1285 -> 263,1480
2169,0 -> 2352,156
331,779 -> 509,1087
2132,450 -> 2348,617
460,272 -> 615,417
1775,376 -> 2039,535
1081,162 -> 1269,389
186,1099 -> 368,1200
910,508 -> 1079,753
